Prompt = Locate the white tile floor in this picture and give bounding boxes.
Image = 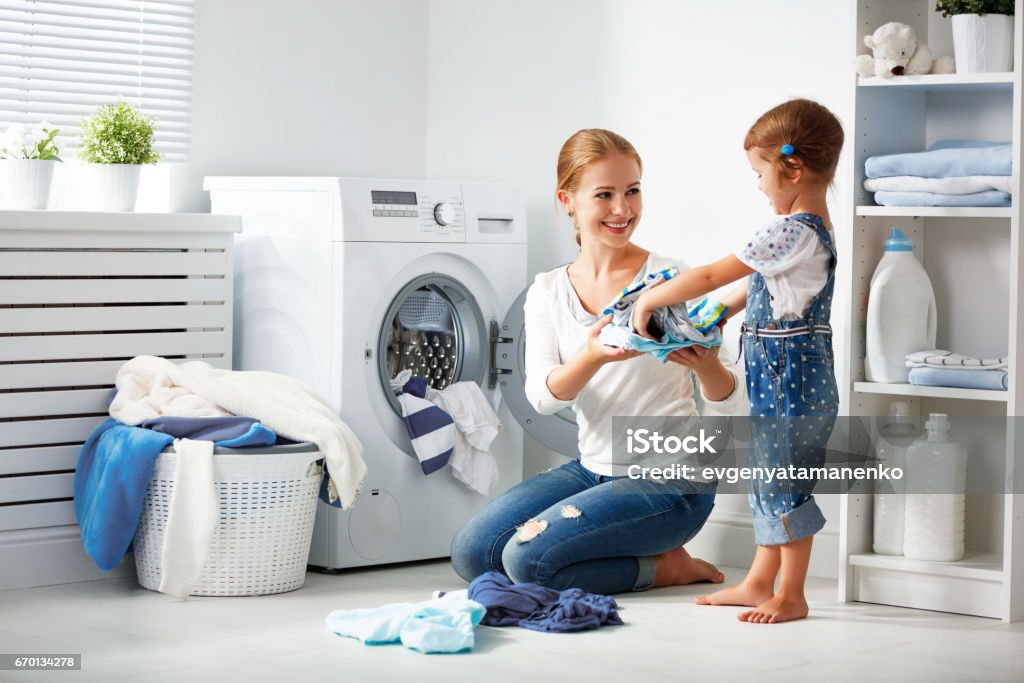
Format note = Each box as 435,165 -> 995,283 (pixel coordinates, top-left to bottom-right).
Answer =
1,560 -> 1022,683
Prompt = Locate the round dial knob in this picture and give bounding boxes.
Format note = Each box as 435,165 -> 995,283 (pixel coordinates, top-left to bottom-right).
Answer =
433,202 -> 455,226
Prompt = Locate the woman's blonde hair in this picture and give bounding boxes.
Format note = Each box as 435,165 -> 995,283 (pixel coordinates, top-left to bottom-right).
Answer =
556,129 -> 643,246
744,98 -> 844,185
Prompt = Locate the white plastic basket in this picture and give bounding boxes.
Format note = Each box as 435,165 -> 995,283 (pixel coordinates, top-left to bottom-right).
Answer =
133,442 -> 323,597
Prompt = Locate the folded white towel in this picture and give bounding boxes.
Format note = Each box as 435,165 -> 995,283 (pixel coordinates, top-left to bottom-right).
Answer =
864,175 -> 1012,195
110,355 -> 367,509
906,349 -> 1007,370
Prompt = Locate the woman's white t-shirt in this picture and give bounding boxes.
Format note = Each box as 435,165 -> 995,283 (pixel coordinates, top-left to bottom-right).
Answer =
735,214 -> 832,321
523,252 -> 746,476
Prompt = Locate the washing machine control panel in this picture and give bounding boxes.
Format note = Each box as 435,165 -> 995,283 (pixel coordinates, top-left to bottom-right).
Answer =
370,189 -> 465,238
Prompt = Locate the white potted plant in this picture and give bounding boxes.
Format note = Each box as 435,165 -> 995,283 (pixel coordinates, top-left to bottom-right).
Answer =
1,122 -> 61,210
937,0 -> 1015,73
78,100 -> 160,212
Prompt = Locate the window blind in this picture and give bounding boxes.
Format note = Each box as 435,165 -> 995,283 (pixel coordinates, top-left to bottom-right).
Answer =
0,0 -> 194,162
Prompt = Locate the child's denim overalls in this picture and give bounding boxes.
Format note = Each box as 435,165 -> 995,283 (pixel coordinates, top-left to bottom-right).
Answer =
740,213 -> 839,546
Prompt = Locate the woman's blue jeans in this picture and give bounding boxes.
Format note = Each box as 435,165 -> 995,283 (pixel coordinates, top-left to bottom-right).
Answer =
450,459 -> 716,594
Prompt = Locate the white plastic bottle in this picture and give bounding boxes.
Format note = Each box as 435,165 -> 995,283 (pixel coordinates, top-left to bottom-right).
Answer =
865,228 -> 937,383
872,402 -> 915,555
903,413 -> 967,562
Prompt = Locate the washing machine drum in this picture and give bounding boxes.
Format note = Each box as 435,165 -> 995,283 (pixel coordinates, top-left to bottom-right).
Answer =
377,274 -> 487,414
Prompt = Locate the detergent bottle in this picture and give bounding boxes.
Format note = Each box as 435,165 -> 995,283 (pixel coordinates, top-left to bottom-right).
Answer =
872,402 -> 915,555
903,413 -> 967,562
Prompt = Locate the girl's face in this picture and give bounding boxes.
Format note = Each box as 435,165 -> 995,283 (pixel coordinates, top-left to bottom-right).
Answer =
747,146 -> 800,215
560,152 -> 642,249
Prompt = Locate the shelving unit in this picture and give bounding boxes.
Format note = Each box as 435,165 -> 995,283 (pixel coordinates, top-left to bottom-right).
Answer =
840,1 -> 1024,622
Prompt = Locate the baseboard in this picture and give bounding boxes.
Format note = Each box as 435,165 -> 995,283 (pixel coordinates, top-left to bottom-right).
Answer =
0,526 -> 134,591
683,511 -> 839,579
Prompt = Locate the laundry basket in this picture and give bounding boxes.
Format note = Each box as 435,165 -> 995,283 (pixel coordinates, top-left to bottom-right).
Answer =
133,442 -> 323,597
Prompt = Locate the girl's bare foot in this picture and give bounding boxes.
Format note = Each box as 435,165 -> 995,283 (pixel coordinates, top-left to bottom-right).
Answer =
653,547 -> 725,587
738,593 -> 809,623
694,580 -> 774,607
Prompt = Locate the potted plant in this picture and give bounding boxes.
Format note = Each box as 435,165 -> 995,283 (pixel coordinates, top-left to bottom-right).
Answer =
1,122 -> 61,209
936,0 -> 1015,73
78,100 -> 160,212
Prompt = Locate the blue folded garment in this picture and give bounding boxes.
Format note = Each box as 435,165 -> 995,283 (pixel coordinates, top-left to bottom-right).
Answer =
873,190 -> 1011,207
467,571 -> 623,633
908,367 -> 1008,391
74,418 -> 280,571
865,142 -> 1011,179
140,415 -> 276,444
325,597 -> 486,654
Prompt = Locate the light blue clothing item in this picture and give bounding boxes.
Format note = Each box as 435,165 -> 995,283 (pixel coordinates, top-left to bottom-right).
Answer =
908,366 -> 1008,391
597,264 -> 724,361
325,597 -> 486,654
865,142 -> 1011,179
873,190 -> 1011,207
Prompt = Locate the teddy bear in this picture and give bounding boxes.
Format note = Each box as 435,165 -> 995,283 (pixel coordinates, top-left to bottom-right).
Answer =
856,22 -> 955,78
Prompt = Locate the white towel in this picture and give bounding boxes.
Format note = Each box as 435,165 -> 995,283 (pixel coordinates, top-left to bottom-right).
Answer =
110,355 -> 366,509
159,438 -> 217,598
906,349 -> 1007,370
864,175 -> 1012,195
426,382 -> 501,496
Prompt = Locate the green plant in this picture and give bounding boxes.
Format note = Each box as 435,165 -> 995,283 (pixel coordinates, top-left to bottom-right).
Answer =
1,123 -> 62,161
78,100 -> 160,164
936,0 -> 1015,16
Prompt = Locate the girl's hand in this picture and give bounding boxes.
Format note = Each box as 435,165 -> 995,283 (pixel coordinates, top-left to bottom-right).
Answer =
630,304 -> 656,340
586,314 -> 642,365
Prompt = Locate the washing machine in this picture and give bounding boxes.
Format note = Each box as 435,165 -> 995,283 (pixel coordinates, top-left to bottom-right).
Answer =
204,176 -> 578,570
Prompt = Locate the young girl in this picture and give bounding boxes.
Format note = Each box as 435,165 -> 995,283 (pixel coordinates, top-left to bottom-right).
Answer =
631,99 -> 844,624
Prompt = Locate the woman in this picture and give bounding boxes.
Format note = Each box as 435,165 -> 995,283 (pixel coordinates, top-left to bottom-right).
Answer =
450,129 -> 746,594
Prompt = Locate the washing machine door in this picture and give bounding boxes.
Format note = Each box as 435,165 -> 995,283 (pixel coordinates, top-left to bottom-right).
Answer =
493,286 -> 579,457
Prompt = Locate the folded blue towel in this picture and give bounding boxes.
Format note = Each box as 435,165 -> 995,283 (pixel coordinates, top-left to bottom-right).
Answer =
908,367 -> 1008,391
873,190 -> 1011,207
75,418 -> 279,571
467,571 -> 623,633
865,143 -> 1011,179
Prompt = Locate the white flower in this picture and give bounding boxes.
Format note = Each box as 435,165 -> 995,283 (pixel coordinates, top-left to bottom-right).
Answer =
29,122 -> 52,144
2,124 -> 27,158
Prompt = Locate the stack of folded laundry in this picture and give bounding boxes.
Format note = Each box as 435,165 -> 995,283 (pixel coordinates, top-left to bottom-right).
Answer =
906,350 -> 1008,391
864,140 -> 1012,207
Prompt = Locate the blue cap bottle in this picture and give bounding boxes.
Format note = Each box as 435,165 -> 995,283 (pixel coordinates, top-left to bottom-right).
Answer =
884,227 -> 914,252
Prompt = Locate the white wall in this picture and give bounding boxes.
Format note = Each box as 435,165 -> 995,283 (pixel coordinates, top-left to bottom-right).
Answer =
169,0 -> 429,212
425,0 -> 854,576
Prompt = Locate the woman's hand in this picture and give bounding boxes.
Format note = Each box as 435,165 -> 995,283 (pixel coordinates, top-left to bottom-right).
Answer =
586,314 -> 642,365
666,344 -> 721,371
668,341 -> 735,402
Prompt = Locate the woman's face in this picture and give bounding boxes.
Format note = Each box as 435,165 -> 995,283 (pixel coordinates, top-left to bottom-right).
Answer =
562,152 -> 642,249
747,146 -> 799,215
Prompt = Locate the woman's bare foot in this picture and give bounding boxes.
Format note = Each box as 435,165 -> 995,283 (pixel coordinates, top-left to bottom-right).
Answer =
738,593 -> 808,623
653,547 -> 725,587
694,580 -> 774,607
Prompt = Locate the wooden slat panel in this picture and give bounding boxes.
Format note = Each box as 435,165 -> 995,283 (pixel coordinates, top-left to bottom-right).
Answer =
0,251 -> 228,276
0,304 -> 229,333
0,501 -> 77,532
0,277 -> 226,304
0,331 -> 228,362
0,473 -> 74,504
0,417 -> 106,448
0,445 -> 81,475
0,360 -> 124,390
0,389 -> 110,419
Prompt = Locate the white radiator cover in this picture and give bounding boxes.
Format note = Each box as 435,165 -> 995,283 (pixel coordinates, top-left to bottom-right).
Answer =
0,211 -> 240,590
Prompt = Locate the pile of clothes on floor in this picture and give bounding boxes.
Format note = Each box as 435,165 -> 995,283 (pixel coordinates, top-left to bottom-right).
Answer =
325,571 -> 623,654
905,350 -> 1008,391
74,355 -> 366,597
864,140 -> 1011,207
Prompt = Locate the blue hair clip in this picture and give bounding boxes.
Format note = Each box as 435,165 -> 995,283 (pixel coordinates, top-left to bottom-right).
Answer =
781,144 -> 795,156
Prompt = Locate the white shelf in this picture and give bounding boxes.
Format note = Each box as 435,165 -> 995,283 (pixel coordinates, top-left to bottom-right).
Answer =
856,206 -> 1013,218
853,381 -> 1009,402
849,551 -> 1004,582
857,72 -> 1014,92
